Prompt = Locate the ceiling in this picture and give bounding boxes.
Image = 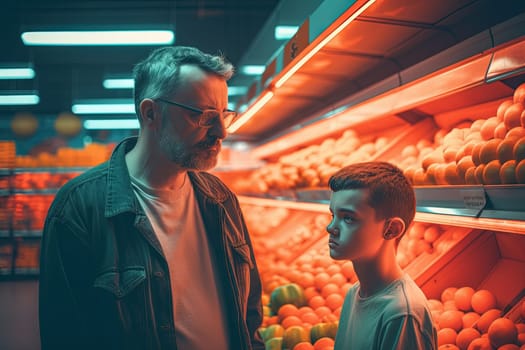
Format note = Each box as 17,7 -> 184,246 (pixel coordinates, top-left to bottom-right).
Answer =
0,0 -> 321,119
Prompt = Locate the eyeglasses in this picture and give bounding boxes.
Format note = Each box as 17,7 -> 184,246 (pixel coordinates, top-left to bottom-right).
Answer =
156,98 -> 238,129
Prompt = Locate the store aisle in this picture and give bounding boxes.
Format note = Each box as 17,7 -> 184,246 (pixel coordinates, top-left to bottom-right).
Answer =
0,280 -> 41,350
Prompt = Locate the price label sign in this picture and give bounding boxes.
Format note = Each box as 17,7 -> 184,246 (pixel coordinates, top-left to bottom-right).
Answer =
284,19 -> 310,68
460,188 -> 487,216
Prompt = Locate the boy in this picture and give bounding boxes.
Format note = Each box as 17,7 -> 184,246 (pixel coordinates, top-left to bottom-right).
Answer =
326,161 -> 437,350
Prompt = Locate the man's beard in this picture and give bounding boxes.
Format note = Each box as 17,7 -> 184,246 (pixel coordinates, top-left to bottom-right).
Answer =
159,130 -> 220,171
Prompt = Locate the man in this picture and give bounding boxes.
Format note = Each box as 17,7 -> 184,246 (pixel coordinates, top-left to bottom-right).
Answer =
39,46 -> 264,350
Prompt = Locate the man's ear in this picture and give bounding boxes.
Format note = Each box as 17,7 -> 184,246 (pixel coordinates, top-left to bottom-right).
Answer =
383,217 -> 405,240
139,99 -> 156,124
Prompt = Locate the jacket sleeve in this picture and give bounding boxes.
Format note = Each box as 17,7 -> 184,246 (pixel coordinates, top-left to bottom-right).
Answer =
39,209 -> 92,350
234,196 -> 265,350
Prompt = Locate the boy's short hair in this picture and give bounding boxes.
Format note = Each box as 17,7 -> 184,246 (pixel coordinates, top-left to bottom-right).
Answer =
328,161 -> 416,234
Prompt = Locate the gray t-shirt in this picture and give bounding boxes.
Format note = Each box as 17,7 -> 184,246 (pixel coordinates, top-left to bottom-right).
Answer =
335,273 -> 437,350
131,174 -> 229,350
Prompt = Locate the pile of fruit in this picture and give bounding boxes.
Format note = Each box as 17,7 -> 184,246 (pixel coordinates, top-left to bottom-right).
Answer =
430,286 -> 525,350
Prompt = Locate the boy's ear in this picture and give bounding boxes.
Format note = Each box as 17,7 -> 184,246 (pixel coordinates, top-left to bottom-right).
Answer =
383,217 -> 405,240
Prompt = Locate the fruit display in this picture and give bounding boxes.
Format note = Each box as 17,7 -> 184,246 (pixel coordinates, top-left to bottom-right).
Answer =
3,194 -> 54,232
429,286 -> 525,349
234,130 -> 392,193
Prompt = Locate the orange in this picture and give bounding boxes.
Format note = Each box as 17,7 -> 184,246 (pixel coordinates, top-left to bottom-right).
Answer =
471,119 -> 486,132
476,308 -> 502,333
439,345 -> 460,350
457,155 -> 476,179
444,146 -> 461,163
340,261 -> 355,280
474,165 -> 485,184
522,108 -> 525,128
300,312 -> 319,325
471,289 -> 497,314
313,337 -> 335,350
480,117 -> 499,141
497,345 -> 520,350
308,295 -> 325,309
442,287 -> 459,303
487,317 -> 518,348
522,301 -> 525,319
514,83 -> 525,104
455,142 -> 476,162
429,299 -> 445,312
328,273 -> 346,287
300,272 -> 315,289
445,162 -> 464,185
314,272 -> 331,291
457,328 -> 481,350
314,306 -> 332,319
424,226 -> 441,244
293,342 -> 315,350
498,138 -> 518,163
439,327 -> 458,346
440,310 -> 465,332
516,159 -> 525,184
304,287 -> 319,301
325,264 -> 341,276
279,304 -> 300,321
479,138 -> 502,164
422,150 -> 445,170
321,283 -> 340,299
455,287 -> 476,312
494,122 -> 508,139
465,337 -> 491,350
482,160 -> 502,185
324,293 -> 344,311
507,126 -> 525,140
412,168 -> 427,185
497,100 -> 513,122
282,315 -> 303,329
504,103 -> 524,130
465,166 -> 478,184
514,137 -> 525,163
463,312 -> 481,329
471,142 -> 485,166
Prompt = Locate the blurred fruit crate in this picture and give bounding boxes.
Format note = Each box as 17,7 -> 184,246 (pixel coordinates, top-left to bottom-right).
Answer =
417,229 -> 525,309
14,238 -> 40,275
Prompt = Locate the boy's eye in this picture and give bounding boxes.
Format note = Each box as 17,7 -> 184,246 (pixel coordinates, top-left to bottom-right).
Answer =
343,216 -> 355,223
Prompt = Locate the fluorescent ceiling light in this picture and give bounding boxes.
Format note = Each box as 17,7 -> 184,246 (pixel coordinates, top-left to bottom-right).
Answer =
228,86 -> 248,96
21,30 -> 175,46
84,119 -> 139,130
0,94 -> 39,105
0,68 -> 35,79
103,78 -> 134,89
240,65 -> 265,75
72,101 -> 135,114
275,25 -> 299,40
227,102 -> 236,110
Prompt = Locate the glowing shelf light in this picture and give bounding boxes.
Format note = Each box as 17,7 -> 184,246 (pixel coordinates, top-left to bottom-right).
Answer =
227,91 -> 274,133
103,78 -> 134,89
72,102 -> 135,114
0,94 -> 39,105
0,68 -> 35,79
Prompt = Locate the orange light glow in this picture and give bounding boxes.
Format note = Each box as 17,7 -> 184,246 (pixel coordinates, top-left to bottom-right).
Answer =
228,90 -> 274,133
415,212 -> 525,235
274,0 -> 377,89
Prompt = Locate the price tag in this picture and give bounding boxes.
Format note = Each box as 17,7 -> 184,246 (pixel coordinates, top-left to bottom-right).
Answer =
460,188 -> 486,216
284,19 -> 310,68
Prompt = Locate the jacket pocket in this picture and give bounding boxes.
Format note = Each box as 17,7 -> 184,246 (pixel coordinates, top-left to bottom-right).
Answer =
93,266 -> 146,299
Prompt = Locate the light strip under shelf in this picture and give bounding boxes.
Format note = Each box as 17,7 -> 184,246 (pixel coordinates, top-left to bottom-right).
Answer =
228,91 -> 274,133
275,0 -> 376,88
21,30 -> 175,46
415,212 -> 525,235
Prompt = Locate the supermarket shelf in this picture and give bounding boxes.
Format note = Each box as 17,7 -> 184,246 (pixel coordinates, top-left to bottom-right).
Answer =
13,231 -> 42,238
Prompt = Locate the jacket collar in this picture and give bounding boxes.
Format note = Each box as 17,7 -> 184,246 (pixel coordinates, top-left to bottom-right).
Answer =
104,136 -> 227,218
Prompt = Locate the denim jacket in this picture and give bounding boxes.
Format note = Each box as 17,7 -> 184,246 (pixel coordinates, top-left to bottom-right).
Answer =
39,137 -> 264,350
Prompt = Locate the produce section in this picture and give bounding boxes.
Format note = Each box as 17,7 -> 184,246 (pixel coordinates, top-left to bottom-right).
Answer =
214,3 -> 525,349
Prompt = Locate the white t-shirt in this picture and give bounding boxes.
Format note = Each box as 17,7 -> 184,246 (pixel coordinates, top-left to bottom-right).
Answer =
131,174 -> 229,350
335,273 -> 437,350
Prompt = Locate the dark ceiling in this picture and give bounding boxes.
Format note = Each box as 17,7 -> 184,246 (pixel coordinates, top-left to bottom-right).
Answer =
0,0 -> 284,115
